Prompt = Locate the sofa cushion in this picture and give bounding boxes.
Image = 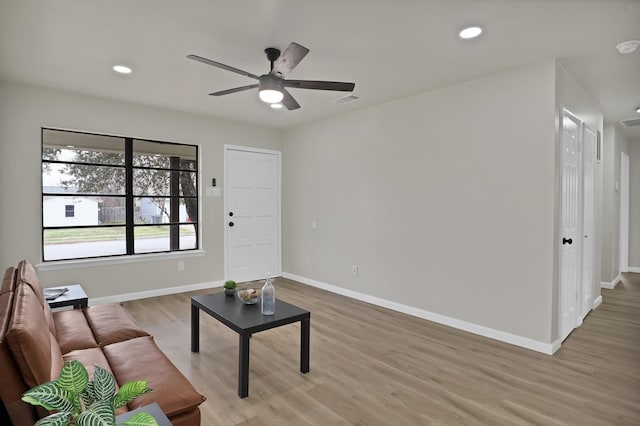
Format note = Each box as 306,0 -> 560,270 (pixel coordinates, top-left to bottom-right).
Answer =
103,336 -> 205,417
84,304 -> 149,346
63,347 -> 115,381
6,282 -> 64,389
16,260 -> 56,337
54,309 -> 99,354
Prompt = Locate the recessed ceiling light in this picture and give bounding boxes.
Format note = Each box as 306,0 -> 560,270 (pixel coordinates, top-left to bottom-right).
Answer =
616,40 -> 640,54
270,103 -> 283,109
636,106 -> 640,113
459,26 -> 483,39
112,65 -> 132,74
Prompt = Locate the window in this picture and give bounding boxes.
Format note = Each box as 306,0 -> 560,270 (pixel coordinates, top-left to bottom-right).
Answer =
42,128 -> 198,261
64,205 -> 75,218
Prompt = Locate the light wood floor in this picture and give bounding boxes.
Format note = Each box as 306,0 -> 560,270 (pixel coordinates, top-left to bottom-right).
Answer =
123,274 -> 640,425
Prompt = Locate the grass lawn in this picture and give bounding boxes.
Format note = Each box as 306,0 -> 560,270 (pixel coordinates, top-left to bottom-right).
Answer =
44,225 -> 196,244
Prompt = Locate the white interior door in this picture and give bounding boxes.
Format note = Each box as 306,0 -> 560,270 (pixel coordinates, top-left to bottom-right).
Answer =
620,152 -> 630,273
580,125 -> 596,321
559,109 -> 582,342
225,146 -> 281,283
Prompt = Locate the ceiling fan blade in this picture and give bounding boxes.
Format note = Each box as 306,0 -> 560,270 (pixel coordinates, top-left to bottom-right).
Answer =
187,54 -> 259,80
271,42 -> 309,76
281,88 -> 300,110
209,84 -> 258,96
284,80 -> 355,92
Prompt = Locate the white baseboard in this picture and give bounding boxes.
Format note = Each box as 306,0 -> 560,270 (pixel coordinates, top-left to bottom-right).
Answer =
90,280 -> 222,305
592,295 -> 603,309
628,267 -> 640,273
600,274 -> 621,289
282,272 -> 556,355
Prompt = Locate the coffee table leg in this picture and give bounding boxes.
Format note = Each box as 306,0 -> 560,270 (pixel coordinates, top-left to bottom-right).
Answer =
301,318 -> 310,373
191,305 -> 199,353
239,333 -> 250,398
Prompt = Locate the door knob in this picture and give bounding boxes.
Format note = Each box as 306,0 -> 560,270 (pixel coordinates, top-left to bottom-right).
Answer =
229,222 -> 234,227
229,212 -> 234,217
562,237 -> 572,245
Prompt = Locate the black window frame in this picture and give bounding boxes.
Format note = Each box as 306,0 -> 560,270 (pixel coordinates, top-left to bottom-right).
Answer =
41,128 -> 199,262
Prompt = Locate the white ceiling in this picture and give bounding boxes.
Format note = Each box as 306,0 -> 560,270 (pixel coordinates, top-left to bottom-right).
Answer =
1,0 -> 639,138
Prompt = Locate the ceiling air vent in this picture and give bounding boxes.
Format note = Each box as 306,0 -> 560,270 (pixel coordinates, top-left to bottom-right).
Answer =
621,118 -> 640,127
333,94 -> 361,104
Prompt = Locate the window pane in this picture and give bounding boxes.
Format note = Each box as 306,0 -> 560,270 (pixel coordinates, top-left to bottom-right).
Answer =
133,225 -> 197,253
180,224 -> 197,250
133,140 -> 197,169
43,227 -> 126,261
43,196 -> 126,226
133,170 -> 197,197
43,129 -> 125,165
134,225 -> 170,253
133,169 -> 170,196
134,197 -> 196,224
43,163 -> 125,195
98,197 -> 126,224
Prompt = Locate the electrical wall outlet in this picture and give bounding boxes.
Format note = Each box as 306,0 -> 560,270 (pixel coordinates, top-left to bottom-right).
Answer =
178,261 -> 185,271
351,265 -> 358,277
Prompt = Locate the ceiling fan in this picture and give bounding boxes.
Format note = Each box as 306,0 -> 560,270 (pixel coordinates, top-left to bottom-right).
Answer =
187,42 -> 355,110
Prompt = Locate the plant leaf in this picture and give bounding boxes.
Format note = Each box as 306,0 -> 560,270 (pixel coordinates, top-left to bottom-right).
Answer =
57,360 -> 89,395
113,381 -> 152,409
81,384 -> 95,407
93,366 -> 117,402
34,411 -> 72,426
22,381 -> 74,412
122,412 -> 159,426
76,400 -> 115,426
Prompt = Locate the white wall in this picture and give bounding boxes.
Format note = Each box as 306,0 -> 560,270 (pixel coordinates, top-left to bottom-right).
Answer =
600,123 -> 629,283
283,60 -> 558,346
0,80 -> 282,298
629,140 -> 640,269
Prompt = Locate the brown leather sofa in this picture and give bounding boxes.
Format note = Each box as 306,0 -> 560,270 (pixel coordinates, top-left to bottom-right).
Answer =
0,260 -> 206,426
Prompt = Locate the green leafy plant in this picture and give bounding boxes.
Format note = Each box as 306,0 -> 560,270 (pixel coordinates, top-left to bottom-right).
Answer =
223,280 -> 237,290
22,360 -> 158,426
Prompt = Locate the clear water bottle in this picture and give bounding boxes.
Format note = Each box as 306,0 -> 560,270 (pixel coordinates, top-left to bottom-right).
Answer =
261,273 -> 275,315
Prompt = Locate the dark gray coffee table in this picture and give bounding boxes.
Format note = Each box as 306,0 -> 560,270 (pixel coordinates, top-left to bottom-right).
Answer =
191,292 -> 310,398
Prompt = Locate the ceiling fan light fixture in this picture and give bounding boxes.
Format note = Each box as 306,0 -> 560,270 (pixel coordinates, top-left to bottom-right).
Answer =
270,103 -> 284,109
259,89 -> 284,104
258,75 -> 284,103
635,106 -> 640,114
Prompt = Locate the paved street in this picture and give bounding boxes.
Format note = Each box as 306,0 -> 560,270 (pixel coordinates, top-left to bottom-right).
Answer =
44,236 -> 196,260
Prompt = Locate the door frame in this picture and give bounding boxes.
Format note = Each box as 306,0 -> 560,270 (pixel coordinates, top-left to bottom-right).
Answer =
620,151 -> 630,273
579,124 -> 597,324
223,144 -> 282,281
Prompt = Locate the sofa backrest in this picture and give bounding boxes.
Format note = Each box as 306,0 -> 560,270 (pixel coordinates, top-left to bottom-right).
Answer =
0,266 -> 38,426
7,263 -> 64,391
17,260 -> 57,337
